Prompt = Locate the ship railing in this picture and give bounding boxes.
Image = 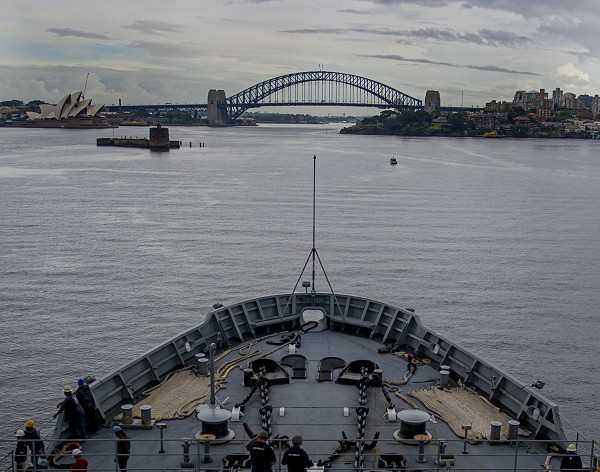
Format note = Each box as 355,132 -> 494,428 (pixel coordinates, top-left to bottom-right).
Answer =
0,449 -> 15,472
558,414 -> 597,462
0,436 -> 598,472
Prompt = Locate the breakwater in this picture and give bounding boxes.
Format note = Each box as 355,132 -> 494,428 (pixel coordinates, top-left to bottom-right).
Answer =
97,124 -> 180,150
96,137 -> 181,149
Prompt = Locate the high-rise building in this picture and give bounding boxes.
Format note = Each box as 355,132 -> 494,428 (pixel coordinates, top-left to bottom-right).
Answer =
592,95 -> 600,117
537,89 -> 552,118
512,90 -> 540,111
578,94 -> 593,109
552,88 -> 564,107
564,93 -> 577,109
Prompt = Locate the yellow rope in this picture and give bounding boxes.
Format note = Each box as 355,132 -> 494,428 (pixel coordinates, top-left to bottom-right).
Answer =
131,369 -> 224,420
409,386 -> 530,442
118,330 -> 298,421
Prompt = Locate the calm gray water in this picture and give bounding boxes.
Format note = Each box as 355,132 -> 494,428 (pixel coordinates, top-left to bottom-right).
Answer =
1,125 -> 599,453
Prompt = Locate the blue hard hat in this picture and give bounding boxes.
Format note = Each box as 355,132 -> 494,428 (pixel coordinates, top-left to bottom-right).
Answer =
77,378 -> 85,385
113,426 -> 122,433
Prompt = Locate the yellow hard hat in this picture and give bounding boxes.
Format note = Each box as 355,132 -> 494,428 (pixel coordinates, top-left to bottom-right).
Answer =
25,420 -> 35,428
63,385 -> 73,393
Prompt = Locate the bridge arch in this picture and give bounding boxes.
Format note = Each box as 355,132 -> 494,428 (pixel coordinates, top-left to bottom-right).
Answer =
225,71 -> 422,123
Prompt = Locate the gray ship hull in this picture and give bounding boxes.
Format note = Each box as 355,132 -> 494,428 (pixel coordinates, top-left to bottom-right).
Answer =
46,292 -> 595,471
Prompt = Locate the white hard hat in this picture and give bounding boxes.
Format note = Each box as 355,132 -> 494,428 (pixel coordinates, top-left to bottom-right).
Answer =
72,448 -> 82,456
16,430 -> 25,437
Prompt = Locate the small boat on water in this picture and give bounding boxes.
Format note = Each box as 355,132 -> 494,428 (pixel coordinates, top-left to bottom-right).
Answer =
483,131 -> 504,138
390,157 -> 397,165
12,156 -> 597,472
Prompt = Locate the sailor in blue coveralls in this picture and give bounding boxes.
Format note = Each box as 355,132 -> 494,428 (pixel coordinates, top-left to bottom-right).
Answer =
282,435 -> 313,472
246,431 -> 276,472
560,443 -> 584,471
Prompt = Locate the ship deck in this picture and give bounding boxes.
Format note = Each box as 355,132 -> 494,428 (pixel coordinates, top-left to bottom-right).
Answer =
50,327 -> 569,472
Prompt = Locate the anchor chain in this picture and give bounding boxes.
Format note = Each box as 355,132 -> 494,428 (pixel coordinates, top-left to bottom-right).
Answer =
235,367 -> 272,437
354,367 -> 370,471
258,368 -> 273,436
237,379 -> 260,409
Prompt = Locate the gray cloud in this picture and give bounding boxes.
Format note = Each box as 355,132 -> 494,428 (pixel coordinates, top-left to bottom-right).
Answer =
368,54 -> 454,67
461,0 -> 600,18
401,27 -> 530,46
0,64 -> 211,105
367,54 -> 540,75
365,0 -> 600,17
366,0 -> 450,5
538,17 -> 599,57
122,20 -> 184,35
47,28 -> 110,40
339,9 -> 373,14
284,26 -> 531,47
465,64 -> 539,76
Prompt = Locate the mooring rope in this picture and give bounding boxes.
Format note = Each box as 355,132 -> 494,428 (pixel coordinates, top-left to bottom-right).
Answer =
409,385 -> 530,442
117,329 -> 302,422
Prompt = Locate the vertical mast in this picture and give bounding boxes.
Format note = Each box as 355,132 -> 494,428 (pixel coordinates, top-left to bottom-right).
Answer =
311,154 -> 316,295
281,153 -> 345,318
83,73 -> 89,99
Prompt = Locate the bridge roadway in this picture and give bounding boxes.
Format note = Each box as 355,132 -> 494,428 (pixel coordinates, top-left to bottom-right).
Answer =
105,102 -> 416,113
104,103 -> 480,114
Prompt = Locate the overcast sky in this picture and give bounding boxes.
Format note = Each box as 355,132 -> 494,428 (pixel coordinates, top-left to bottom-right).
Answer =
2,0 -> 599,109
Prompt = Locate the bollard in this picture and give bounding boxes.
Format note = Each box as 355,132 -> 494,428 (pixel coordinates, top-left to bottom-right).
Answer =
489,421 -> 502,441
141,405 -> 152,426
197,357 -> 209,376
121,404 -> 133,424
243,368 -> 254,387
507,420 -> 520,441
440,369 -> 450,388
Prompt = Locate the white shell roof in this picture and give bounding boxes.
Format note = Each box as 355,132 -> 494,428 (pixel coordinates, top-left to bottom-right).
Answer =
28,91 -> 105,120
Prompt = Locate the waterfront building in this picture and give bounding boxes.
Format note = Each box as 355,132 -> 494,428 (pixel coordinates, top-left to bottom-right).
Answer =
26,91 -> 104,121
15,91 -> 110,128
484,100 -> 511,112
470,112 -> 505,130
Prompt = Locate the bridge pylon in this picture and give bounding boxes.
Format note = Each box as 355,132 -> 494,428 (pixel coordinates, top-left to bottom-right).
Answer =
207,89 -> 228,126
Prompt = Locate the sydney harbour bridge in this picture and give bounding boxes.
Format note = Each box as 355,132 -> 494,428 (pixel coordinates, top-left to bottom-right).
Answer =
106,70 -> 431,125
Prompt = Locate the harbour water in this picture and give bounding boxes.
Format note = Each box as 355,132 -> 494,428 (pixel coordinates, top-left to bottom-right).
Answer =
1,124 -> 598,455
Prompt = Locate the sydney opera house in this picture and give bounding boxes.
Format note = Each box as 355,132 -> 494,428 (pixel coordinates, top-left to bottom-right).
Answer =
16,91 -> 113,128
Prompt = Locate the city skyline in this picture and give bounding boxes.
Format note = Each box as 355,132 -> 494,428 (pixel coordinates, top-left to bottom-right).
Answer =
1,0 -> 599,110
